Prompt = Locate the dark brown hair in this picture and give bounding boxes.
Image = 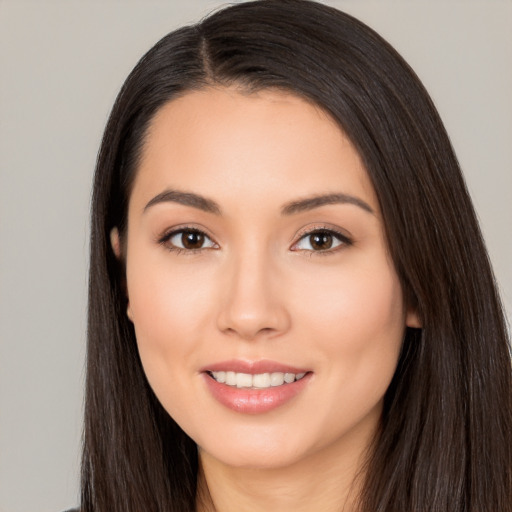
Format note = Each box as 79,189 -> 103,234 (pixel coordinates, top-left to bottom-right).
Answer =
82,1 -> 512,510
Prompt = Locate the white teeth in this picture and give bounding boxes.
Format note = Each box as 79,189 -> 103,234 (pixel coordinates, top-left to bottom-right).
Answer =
210,371 -> 307,389
253,373 -> 271,388
270,372 -> 284,386
236,373 -> 253,388
212,371 -> 226,383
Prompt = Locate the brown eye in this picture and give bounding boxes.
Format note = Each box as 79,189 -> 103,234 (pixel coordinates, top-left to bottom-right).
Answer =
165,229 -> 217,251
293,229 -> 350,252
309,232 -> 333,250
181,231 -> 205,249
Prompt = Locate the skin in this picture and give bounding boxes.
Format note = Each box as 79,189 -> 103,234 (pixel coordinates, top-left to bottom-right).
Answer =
113,87 -> 420,512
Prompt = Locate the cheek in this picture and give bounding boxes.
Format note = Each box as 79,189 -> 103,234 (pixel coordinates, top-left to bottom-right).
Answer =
281,257 -> 405,445
296,251 -> 405,339
125,249 -> 218,402
127,242 -> 216,333
292,254 -> 405,393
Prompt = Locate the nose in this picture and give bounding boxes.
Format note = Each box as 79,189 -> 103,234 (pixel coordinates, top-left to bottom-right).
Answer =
216,249 -> 291,341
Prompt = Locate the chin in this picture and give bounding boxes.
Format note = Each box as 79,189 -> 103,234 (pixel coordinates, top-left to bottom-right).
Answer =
195,421 -> 329,470
202,444 -> 306,470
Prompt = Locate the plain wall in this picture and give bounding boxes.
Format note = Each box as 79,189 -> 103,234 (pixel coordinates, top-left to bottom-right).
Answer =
0,1 -> 510,511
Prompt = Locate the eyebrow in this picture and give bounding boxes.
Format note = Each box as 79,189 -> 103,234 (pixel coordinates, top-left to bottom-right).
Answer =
281,193 -> 374,215
143,189 -> 374,217
144,189 -> 222,215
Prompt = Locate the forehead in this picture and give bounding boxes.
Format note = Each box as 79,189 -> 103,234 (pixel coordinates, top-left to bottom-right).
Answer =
131,87 -> 378,214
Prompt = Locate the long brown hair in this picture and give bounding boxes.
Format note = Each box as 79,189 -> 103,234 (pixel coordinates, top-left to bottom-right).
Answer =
82,1 -> 512,510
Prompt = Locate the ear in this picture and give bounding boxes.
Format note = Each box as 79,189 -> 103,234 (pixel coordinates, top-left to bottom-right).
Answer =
126,303 -> 133,322
110,227 -> 133,322
405,308 -> 422,329
110,227 -> 122,259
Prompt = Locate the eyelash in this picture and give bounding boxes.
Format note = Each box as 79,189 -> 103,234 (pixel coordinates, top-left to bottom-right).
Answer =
158,226 -> 218,255
157,226 -> 352,255
291,226 -> 353,255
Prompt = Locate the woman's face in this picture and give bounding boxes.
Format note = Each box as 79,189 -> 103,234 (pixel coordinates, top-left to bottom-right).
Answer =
120,87 -> 419,470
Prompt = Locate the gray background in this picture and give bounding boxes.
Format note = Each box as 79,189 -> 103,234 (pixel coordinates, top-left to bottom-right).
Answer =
0,1 -> 510,511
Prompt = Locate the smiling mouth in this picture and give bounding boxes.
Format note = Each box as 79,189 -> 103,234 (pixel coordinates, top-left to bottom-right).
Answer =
207,371 -> 308,389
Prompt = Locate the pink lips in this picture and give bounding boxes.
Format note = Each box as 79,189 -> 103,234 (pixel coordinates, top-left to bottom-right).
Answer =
202,359 -> 309,375
200,359 -> 312,414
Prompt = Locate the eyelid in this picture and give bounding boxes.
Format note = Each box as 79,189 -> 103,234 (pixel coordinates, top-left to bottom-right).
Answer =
290,224 -> 353,252
157,224 -> 219,252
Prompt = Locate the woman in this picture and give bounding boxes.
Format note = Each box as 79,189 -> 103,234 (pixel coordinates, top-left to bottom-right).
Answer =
79,0 -> 512,511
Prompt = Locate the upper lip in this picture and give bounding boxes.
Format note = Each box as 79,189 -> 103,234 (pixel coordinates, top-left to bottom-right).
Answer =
200,359 -> 310,374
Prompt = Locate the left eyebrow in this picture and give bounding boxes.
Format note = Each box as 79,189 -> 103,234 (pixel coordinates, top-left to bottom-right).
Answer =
281,193 -> 375,216
143,189 -> 222,215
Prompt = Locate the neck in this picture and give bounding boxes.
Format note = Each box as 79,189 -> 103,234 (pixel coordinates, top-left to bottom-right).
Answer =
196,420 -> 378,512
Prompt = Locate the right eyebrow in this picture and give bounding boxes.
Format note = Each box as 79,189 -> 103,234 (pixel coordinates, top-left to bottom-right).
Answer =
143,189 -> 222,215
281,192 -> 374,216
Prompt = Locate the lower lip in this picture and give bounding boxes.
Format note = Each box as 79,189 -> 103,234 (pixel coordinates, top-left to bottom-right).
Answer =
203,372 -> 312,414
